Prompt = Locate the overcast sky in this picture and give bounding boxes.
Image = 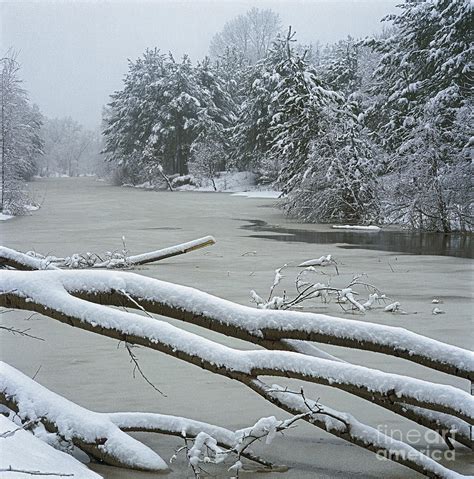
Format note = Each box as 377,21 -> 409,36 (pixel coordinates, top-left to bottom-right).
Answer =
1,0 -> 398,129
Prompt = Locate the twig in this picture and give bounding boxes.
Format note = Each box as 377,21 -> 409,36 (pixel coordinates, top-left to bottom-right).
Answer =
124,342 -> 166,397
0,326 -> 44,341
0,467 -> 73,476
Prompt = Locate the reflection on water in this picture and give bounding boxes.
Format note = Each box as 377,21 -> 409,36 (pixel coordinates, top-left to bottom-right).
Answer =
240,220 -> 473,259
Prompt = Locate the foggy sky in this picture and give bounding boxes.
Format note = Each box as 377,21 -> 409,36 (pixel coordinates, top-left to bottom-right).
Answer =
1,0 -> 398,129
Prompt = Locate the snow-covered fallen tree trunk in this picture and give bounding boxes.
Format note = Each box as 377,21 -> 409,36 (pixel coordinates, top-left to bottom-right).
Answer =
0,271 -> 474,477
0,363 -> 272,472
0,237 -> 215,270
331,225 -> 381,231
248,379 -> 467,479
0,362 -> 167,472
106,412 -> 272,467
40,270 -> 472,381
1,274 -> 472,424
124,236 -> 216,266
2,271 -> 470,448
0,246 -> 59,270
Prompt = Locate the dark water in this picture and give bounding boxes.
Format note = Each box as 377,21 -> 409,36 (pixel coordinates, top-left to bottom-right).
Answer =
240,219 -> 473,259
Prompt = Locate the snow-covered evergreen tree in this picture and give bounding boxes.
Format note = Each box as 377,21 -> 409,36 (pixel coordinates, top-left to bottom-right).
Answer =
103,48 -> 168,183
284,107 -> 380,224
103,50 -> 236,182
232,28 -> 343,181
368,0 -> 472,231
318,36 -> 361,96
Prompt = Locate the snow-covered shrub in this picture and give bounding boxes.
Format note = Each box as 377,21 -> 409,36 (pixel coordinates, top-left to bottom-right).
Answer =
170,174 -> 199,189
283,108 -> 380,224
188,140 -> 226,190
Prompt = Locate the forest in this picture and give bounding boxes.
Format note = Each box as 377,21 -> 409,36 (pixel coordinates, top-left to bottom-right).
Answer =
0,2 -> 473,478
1,1 -> 472,231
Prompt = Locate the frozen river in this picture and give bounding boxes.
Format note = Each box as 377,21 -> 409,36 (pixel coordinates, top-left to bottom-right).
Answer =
1,178 -> 472,478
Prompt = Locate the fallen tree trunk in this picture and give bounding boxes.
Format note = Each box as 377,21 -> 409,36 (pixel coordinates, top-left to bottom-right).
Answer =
0,237 -> 216,271
0,246 -> 58,270
2,272 -> 470,447
0,363 -> 271,471
2,270 -> 472,477
51,269 -> 473,380
0,279 -> 472,424
124,236 -> 216,266
248,379 -> 466,479
0,362 -> 167,472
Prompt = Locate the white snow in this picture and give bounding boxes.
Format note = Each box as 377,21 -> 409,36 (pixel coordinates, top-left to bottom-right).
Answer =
0,213 -> 13,221
0,414 -> 102,478
1,270 -> 473,422
0,362 -> 168,472
0,246 -> 59,270
265,383 -> 466,479
127,236 -> 215,265
331,225 -> 381,231
2,269 -> 473,379
231,191 -> 281,198
298,255 -> 333,267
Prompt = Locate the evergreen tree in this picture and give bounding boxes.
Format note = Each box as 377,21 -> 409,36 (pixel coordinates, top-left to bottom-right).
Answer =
103,50 -> 236,182
369,0 -> 472,231
284,107 -> 380,224
232,28 -> 343,179
319,36 -> 361,96
103,48 -> 168,182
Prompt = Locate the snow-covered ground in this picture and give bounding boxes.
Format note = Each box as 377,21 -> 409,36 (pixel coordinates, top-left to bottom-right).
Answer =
1,178 -> 472,478
0,204 -> 39,221
126,170 -> 281,196
0,414 -> 101,478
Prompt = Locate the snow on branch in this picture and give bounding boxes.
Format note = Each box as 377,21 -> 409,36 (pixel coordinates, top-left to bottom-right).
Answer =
0,362 -> 168,472
107,412 -> 272,468
249,380 -> 467,479
1,275 -> 472,424
0,246 -> 58,271
0,236 -> 216,270
0,363 -> 273,473
331,225 -> 381,231
1,271 -> 472,477
23,269 -> 472,380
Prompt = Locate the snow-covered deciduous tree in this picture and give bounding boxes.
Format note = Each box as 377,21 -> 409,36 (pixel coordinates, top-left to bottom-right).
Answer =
189,140 -> 225,190
209,8 -> 282,64
368,0 -> 473,231
0,52 -> 43,214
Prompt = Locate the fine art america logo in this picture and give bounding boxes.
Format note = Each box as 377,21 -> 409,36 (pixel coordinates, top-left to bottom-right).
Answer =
375,425 -> 460,462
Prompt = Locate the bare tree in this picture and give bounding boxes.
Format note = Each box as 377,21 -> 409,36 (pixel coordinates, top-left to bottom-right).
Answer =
39,117 -> 99,177
210,8 -> 282,64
